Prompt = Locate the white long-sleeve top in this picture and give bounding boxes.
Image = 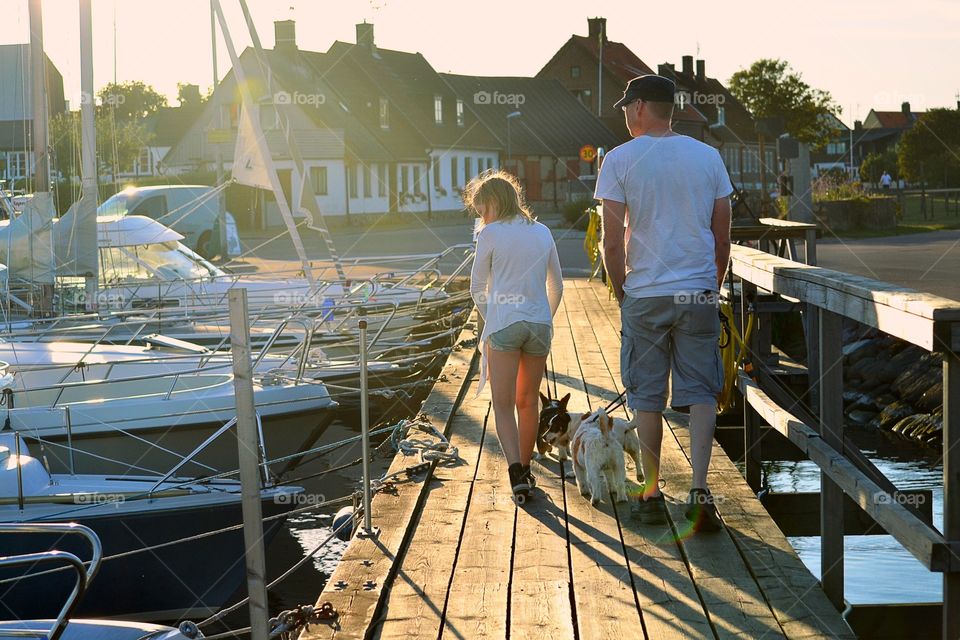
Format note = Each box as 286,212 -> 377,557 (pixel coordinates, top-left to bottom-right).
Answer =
470,216 -> 563,394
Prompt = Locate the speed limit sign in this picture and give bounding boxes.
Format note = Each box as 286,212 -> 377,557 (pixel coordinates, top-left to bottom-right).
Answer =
579,144 -> 597,163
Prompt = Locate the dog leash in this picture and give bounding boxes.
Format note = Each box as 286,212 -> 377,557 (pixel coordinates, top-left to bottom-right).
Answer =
603,389 -> 628,415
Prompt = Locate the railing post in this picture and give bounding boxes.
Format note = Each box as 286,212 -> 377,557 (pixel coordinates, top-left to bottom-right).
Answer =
944,346 -> 960,639
804,227 -> 821,414
818,308 -> 845,610
740,278 -> 762,493
358,306 -> 376,537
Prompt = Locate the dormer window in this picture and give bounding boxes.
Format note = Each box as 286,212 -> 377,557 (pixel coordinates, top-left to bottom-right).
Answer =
379,97 -> 389,129
717,106 -> 726,126
456,99 -> 464,127
571,66 -> 581,79
434,95 -> 443,125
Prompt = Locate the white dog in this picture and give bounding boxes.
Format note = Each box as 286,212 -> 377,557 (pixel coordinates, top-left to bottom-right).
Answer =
570,409 -> 629,505
539,399 -> 642,482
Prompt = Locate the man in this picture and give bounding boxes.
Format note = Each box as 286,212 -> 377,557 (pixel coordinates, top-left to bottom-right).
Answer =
596,75 -> 732,532
880,171 -> 892,190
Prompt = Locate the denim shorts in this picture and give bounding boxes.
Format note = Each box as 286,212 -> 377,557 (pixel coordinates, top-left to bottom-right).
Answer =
489,321 -> 552,356
620,293 -> 723,412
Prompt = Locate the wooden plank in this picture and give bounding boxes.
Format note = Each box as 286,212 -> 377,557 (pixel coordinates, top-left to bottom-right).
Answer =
303,320 -> 478,640
441,393 -> 515,640
548,290 -> 650,638
943,349 -> 960,638
739,373 -> 952,573
576,281 -> 784,639
817,308 -> 845,610
373,387 -> 490,640
582,279 -> 853,639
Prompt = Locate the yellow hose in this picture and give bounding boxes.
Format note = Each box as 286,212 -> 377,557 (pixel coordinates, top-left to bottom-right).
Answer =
718,301 -> 755,415
583,207 -> 616,298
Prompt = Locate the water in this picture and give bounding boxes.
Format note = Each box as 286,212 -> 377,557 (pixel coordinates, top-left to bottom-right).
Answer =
762,426 -> 944,605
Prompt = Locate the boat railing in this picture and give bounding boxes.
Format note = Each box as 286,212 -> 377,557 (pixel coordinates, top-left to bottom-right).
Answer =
0,523 -> 102,640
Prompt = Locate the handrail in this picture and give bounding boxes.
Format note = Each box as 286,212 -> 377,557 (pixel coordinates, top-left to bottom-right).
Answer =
0,522 -> 103,640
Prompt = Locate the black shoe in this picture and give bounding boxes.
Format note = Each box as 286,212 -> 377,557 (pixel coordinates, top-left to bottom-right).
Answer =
509,463 -> 530,505
685,488 -> 723,532
521,464 -> 536,489
631,493 -> 667,524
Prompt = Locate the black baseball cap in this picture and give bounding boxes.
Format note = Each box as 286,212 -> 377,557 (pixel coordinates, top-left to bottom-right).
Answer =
612,74 -> 676,109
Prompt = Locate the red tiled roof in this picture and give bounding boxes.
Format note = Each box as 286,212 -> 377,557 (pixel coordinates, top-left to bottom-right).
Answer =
571,35 -> 654,82
869,111 -> 920,128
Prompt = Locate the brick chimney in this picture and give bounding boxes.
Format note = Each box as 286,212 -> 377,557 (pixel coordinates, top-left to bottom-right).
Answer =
682,55 -> 694,76
854,120 -> 863,132
657,63 -> 675,78
587,17 -> 607,41
274,20 -> 296,52
901,101 -> 911,115
696,59 -> 705,82
356,21 -> 375,53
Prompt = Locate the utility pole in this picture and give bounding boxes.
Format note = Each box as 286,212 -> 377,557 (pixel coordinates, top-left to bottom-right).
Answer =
596,21 -> 603,118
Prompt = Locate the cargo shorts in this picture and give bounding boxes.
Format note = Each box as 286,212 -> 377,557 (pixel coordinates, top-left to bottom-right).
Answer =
620,292 -> 723,412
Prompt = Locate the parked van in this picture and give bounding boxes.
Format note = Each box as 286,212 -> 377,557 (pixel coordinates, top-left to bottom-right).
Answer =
99,185 -> 239,258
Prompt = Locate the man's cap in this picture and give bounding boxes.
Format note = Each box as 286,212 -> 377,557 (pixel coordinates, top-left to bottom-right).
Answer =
612,75 -> 676,110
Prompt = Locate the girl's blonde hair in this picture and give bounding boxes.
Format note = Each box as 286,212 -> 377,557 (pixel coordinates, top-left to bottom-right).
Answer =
463,170 -> 535,223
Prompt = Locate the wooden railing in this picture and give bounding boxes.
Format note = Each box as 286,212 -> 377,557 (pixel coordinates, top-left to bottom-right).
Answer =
730,241 -> 960,637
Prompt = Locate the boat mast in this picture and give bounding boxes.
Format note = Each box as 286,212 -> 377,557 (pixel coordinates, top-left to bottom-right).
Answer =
28,0 -> 48,193
78,0 -> 99,309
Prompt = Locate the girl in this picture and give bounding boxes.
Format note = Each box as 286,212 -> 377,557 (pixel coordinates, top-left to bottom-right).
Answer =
467,171 -> 563,504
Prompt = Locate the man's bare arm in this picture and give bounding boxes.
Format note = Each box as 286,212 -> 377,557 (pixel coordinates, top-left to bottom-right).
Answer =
601,199 -> 627,303
711,196 -> 732,289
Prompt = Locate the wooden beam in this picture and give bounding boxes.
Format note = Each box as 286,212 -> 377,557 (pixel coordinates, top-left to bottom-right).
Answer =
944,349 -> 960,639
847,602 -> 941,640
763,491 -> 934,536
738,373 -> 953,572
818,309 -> 845,610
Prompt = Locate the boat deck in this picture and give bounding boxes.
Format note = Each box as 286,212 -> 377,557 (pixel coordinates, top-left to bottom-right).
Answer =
303,278 -> 854,639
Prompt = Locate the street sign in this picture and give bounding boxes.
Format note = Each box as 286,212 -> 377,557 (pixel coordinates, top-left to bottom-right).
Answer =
579,144 -> 597,163
207,128 -> 233,144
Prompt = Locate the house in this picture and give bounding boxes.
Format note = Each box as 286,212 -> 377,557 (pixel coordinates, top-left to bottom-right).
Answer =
808,113 -> 853,177
844,101 -> 924,165
164,21 -> 500,227
118,92 -> 204,178
0,43 -> 66,185
439,74 -> 621,207
537,18 -> 709,143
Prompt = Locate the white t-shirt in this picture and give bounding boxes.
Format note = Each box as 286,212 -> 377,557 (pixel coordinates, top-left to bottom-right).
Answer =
470,216 -> 563,393
595,134 -> 733,298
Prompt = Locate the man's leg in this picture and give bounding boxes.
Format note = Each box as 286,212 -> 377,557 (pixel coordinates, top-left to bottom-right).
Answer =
689,402 -> 717,490
634,409 -> 664,498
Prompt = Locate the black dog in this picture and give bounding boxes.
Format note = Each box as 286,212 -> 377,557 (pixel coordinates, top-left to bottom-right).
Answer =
537,392 -> 572,457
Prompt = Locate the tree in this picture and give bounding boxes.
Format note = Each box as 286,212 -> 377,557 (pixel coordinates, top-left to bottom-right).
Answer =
48,109 -> 154,182
96,81 -> 167,121
728,59 -> 840,147
176,83 -> 208,110
898,109 -> 960,187
860,148 -> 898,185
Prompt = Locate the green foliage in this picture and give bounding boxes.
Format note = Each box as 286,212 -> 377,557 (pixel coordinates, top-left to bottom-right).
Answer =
97,81 -> 167,121
49,109 -> 154,181
728,59 -> 840,147
563,197 -> 594,230
898,109 -> 960,187
860,148 -> 898,184
813,173 -> 871,202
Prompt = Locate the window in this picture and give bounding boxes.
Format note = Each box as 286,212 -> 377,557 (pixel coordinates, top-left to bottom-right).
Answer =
310,166 -> 328,195
401,166 -> 409,194
137,148 -> 152,175
379,164 -> 388,197
130,195 -> 167,220
433,157 -> 441,189
434,95 -> 443,125
222,103 -> 239,129
717,106 -> 726,126
6,152 -> 29,179
363,164 -> 372,197
414,166 -> 422,195
379,98 -> 389,129
450,157 -> 458,189
570,66 -> 581,79
349,164 -> 358,198
464,157 -> 471,185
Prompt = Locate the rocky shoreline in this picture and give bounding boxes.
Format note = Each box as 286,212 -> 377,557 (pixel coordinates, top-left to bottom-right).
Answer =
842,332 -> 943,447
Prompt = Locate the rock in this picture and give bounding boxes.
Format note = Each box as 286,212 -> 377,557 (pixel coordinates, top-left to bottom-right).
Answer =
847,409 -> 878,426
847,356 -> 879,381
877,401 -> 916,431
844,339 -> 882,365
917,381 -> 944,414
843,391 -> 875,411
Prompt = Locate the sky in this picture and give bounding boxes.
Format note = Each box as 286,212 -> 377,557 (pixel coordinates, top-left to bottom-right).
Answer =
1,0 -> 958,125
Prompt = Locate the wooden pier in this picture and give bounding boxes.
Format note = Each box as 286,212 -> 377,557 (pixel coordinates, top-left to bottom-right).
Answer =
303,278 -> 855,640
